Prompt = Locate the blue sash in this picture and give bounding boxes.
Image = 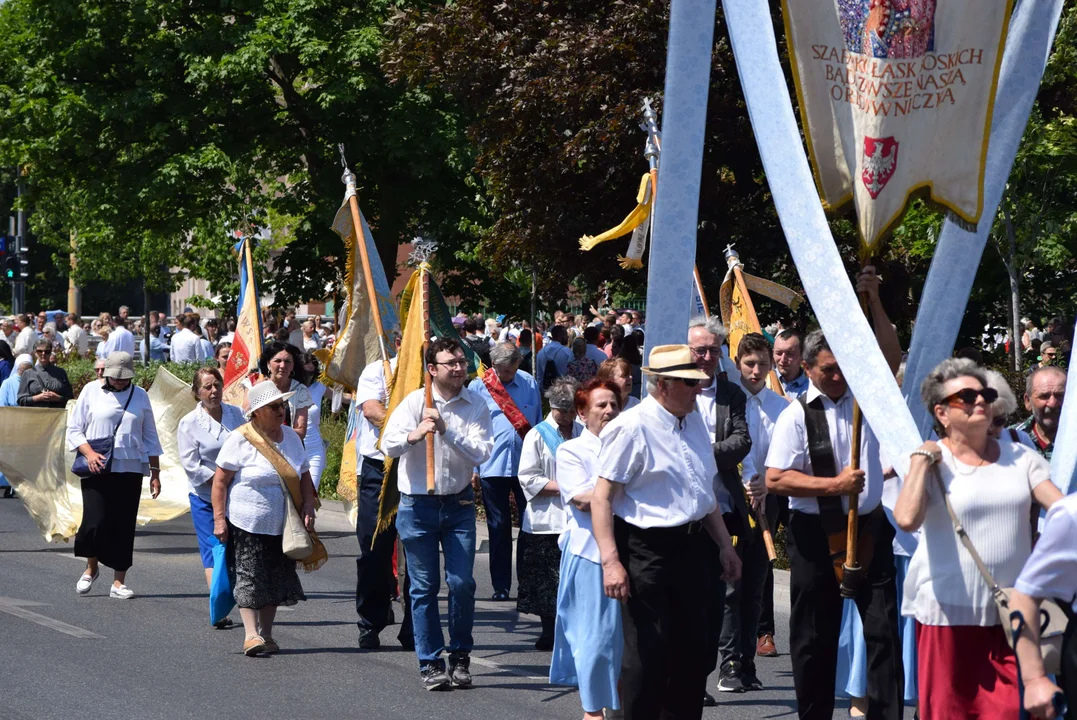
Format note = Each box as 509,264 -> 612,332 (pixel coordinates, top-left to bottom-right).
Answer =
534,421 -> 567,455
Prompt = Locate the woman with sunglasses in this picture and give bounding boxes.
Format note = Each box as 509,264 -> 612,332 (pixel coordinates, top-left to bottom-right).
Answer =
211,381 -> 319,656
894,358 -> 1063,720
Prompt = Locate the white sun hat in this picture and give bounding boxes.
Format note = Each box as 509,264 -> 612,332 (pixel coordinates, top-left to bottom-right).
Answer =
245,380 -> 295,419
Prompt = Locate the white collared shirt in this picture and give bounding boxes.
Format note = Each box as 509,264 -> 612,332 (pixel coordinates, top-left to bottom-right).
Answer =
518,415 -> 576,534
355,358 -> 397,461
597,394 -> 719,528
694,375 -> 719,436
170,328 -> 204,363
764,381 -> 883,514
740,385 -> 790,484
382,385 -> 494,496
556,430 -> 603,562
63,324 -> 89,356
67,382 -> 163,476
177,402 -> 246,500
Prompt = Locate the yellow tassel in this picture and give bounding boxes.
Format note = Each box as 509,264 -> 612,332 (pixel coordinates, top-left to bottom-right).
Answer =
578,174 -> 653,251
618,256 -> 644,270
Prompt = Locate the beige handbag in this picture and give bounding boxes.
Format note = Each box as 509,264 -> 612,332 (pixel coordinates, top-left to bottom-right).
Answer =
278,475 -> 314,561
931,466 -> 1067,673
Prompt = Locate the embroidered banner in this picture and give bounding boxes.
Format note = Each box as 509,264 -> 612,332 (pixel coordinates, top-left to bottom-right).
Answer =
783,0 -> 1012,246
222,237 -> 263,407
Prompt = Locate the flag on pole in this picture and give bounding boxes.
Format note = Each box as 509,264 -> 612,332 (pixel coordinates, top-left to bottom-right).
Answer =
579,173 -> 654,269
322,193 -> 399,391
782,0 -> 1013,246
222,237 -> 263,407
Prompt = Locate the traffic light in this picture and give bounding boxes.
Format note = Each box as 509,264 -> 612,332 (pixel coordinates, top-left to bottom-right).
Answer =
4,254 -> 16,280
18,252 -> 28,279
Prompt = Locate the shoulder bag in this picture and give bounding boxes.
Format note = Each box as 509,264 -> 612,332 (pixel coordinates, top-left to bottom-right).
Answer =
930,464 -> 1067,673
71,386 -> 135,478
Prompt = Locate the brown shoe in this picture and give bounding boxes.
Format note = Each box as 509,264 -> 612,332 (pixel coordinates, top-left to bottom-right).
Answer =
243,636 -> 266,656
756,633 -> 778,657
263,636 -> 280,654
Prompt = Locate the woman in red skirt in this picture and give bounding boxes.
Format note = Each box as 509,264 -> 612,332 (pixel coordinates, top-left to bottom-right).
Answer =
894,358 -> 1063,719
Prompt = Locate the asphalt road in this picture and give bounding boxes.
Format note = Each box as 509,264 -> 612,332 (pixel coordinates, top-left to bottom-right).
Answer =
0,496 -> 914,720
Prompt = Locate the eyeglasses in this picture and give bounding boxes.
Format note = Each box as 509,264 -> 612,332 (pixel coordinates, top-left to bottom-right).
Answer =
266,401 -> 286,412
689,345 -> 721,358
34,349 -> 48,354
434,359 -> 468,369
942,387 -> 998,407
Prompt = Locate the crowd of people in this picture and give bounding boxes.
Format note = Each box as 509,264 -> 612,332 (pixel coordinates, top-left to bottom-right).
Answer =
2,277 -> 1075,720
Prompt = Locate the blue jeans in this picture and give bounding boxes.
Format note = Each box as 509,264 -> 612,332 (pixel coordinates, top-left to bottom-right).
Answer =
396,487 -> 477,666
479,475 -> 526,593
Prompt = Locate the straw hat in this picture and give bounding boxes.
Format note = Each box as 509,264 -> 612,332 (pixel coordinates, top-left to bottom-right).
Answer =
103,351 -> 136,380
246,380 -> 295,419
641,344 -> 710,380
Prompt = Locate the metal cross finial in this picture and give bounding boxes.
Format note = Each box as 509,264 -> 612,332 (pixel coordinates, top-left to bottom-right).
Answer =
338,143 -> 356,186
724,244 -> 741,264
408,237 -> 438,266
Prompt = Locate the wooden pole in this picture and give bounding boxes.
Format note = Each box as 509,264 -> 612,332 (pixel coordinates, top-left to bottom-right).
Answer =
421,265 -> 436,494
841,280 -> 872,595
693,264 -> 710,319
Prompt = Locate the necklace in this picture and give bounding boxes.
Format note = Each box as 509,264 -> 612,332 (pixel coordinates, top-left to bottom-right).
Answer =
943,442 -> 988,476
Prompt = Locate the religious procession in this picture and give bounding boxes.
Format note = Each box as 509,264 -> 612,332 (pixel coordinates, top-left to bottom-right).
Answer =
0,2 -> 1076,720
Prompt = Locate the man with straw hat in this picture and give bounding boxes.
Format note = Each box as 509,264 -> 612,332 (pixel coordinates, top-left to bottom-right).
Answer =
590,344 -> 743,720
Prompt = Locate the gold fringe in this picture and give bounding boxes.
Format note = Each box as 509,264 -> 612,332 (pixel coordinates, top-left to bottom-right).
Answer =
618,256 -> 644,270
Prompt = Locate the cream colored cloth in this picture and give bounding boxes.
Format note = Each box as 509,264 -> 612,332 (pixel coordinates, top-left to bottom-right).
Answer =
0,367 -> 197,542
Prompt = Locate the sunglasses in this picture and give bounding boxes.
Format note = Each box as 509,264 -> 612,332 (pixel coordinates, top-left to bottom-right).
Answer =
942,387 -> 998,407
266,401 -> 286,412
674,377 -> 702,388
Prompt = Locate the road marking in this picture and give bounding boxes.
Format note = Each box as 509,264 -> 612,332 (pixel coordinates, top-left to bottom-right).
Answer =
469,654 -> 547,681
0,597 -> 104,639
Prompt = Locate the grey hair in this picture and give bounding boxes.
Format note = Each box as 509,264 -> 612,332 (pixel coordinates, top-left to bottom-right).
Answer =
688,315 -> 728,342
1026,364 -> 1066,399
802,330 -> 831,368
646,375 -> 660,396
983,369 -> 1018,417
545,377 -> 579,409
489,341 -> 521,368
919,357 -> 989,413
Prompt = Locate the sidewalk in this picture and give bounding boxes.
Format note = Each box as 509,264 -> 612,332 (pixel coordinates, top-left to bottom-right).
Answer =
317,498 -> 791,608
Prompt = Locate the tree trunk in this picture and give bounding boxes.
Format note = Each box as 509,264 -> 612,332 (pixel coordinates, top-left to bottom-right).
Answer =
1002,204 -> 1022,372
143,278 -> 151,364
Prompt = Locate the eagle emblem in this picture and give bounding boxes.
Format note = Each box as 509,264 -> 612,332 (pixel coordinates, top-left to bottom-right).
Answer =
861,136 -> 899,199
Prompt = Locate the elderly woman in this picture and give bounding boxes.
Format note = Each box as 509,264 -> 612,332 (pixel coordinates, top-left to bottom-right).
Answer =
469,340 -> 542,600
301,351 -> 327,491
595,358 -> 640,412
517,378 -> 579,650
177,367 -> 245,621
550,378 -> 623,719
211,381 -> 321,656
894,358 -> 1063,719
68,351 -> 162,599
18,339 -> 73,408
250,341 -> 313,441
300,320 -> 321,351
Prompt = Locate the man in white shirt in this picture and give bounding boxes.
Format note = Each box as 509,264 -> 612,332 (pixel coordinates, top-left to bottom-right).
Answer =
730,333 -> 792,679
382,338 -> 493,692
353,355 -> 412,652
63,313 -> 89,357
13,314 -> 36,357
535,324 -> 572,390
170,315 -> 206,363
97,317 -> 136,359
765,327 -> 904,720
591,344 -> 742,720
1,318 -> 16,349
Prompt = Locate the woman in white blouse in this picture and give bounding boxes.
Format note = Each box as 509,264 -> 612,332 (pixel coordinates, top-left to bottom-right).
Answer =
252,341 -> 313,441
211,381 -> 317,657
177,367 -> 245,620
300,352 -> 327,491
549,378 -> 623,720
895,358 -> 1062,720
67,351 -> 162,600
516,378 -> 579,650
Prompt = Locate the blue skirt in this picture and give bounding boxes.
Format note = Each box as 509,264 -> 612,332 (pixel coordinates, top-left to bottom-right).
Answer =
549,551 -> 622,713
189,493 -> 217,569
834,556 -> 919,704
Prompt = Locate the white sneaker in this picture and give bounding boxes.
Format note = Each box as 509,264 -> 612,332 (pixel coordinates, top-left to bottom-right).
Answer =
76,570 -> 98,595
109,584 -> 135,600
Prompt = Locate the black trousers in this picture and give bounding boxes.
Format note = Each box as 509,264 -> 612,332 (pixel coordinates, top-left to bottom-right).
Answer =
355,458 -> 412,640
74,472 -> 143,572
717,524 -> 769,670
786,510 -> 904,720
615,517 -> 719,720
757,495 -> 785,637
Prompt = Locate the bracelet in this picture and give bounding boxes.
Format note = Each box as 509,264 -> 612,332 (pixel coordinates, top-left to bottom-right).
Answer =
910,449 -> 938,463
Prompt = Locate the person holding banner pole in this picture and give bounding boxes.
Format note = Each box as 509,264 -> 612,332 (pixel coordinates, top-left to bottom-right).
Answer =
382,337 -> 493,691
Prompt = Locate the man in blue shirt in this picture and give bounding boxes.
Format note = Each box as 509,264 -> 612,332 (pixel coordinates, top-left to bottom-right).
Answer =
141,321 -> 169,362
468,341 -> 542,599
773,328 -> 810,399
534,324 -> 572,390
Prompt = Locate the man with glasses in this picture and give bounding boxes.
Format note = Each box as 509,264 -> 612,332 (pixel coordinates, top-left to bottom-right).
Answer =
18,339 -> 73,408
590,343 -> 742,720
382,337 -> 494,692
1015,365 -> 1066,461
688,316 -> 754,701
765,324 -> 904,720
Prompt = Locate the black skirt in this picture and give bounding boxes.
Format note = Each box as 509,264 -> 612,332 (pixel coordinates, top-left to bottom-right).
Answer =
74,473 -> 143,572
516,531 -> 562,618
227,524 -> 306,610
